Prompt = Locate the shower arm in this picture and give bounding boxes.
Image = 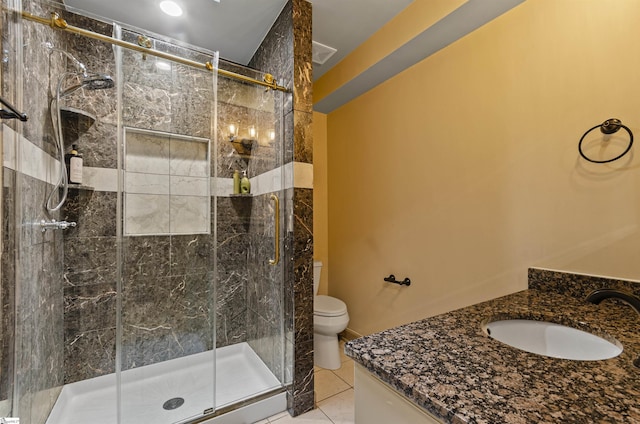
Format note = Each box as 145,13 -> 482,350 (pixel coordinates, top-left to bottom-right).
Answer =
46,43 -> 88,77
21,11 -> 289,93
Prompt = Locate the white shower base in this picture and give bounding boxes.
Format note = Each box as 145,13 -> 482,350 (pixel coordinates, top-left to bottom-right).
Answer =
46,342 -> 286,424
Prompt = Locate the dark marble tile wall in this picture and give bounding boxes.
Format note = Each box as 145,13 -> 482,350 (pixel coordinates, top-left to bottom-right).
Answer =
59,19 -> 222,378
249,1 -> 295,167
215,60 -> 289,378
289,187 -> 314,414
53,5 -> 120,385
215,67 -> 288,382
216,196 -> 251,347
289,0 -> 314,413
119,232 -> 215,370
120,257 -> 214,369
249,0 -> 314,416
62,189 -> 117,382
119,28 -> 215,138
58,11 -> 279,379
215,70 -> 287,376
5,2 -> 310,420
59,24 -> 118,168
12,175 -> 65,424
119,27 -> 219,372
245,191 -> 285,380
17,189 -> 65,423
20,0 -> 66,157
216,70 -> 282,180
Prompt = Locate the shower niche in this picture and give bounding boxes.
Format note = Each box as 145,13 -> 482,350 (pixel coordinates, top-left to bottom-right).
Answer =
123,128 -> 211,236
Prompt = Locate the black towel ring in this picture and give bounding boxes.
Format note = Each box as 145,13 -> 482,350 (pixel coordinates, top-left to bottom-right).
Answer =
578,118 -> 633,164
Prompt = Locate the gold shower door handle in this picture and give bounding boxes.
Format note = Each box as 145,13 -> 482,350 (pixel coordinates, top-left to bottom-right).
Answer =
269,194 -> 280,265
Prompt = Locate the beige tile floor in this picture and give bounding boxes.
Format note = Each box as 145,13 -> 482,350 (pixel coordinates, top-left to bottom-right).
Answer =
255,341 -> 355,424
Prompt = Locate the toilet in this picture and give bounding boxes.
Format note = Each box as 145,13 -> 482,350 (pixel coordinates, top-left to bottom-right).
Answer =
313,261 -> 349,370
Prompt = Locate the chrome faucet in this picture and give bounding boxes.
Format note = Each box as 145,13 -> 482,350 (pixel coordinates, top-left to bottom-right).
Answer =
586,289 -> 640,315
40,219 -> 77,232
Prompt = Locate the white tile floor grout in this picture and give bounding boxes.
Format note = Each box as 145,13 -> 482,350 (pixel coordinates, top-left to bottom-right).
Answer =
255,341 -> 355,424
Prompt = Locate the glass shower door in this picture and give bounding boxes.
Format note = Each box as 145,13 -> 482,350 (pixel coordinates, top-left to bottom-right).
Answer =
114,21 -> 288,422
214,69 -> 288,409
115,25 -> 218,424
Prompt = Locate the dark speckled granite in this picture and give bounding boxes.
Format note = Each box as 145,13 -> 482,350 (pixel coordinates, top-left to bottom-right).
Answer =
346,268 -> 640,424
529,267 -> 640,298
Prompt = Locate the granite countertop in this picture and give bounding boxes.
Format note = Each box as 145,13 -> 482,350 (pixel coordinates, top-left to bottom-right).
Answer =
345,269 -> 640,423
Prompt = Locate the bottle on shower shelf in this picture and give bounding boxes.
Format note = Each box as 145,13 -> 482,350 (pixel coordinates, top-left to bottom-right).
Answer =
240,170 -> 251,194
65,144 -> 83,184
233,169 -> 240,194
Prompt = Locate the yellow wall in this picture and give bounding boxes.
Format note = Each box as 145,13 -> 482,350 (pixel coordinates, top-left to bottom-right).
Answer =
313,111 -> 329,295
314,0 -> 465,105
322,0 -> 640,336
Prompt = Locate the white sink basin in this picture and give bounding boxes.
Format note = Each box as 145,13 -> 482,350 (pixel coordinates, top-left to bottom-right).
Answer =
484,319 -> 622,361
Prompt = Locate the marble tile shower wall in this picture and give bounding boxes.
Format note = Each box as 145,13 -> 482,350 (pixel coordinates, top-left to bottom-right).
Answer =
60,21 -> 221,380
59,11 -> 119,384
2,0 -> 312,420
1,1 -> 67,423
57,4 -> 298,384
215,62 -> 286,372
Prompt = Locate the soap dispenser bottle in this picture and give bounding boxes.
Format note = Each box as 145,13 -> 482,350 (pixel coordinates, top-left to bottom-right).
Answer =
233,170 -> 240,194
240,170 -> 251,194
66,144 -> 83,184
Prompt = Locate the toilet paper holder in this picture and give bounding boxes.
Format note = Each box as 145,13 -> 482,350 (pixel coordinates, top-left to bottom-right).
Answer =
384,274 -> 411,286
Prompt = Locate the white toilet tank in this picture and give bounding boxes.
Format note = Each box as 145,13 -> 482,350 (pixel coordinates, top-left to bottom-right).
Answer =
313,261 -> 322,295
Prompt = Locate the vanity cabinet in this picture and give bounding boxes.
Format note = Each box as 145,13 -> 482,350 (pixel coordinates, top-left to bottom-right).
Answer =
354,364 -> 444,424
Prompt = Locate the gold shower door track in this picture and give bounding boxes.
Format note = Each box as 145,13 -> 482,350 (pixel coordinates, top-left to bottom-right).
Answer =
20,11 -> 289,93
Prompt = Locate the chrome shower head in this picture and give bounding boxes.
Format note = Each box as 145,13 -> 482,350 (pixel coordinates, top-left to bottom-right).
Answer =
82,73 -> 115,90
46,42 -> 115,96
60,73 -> 115,97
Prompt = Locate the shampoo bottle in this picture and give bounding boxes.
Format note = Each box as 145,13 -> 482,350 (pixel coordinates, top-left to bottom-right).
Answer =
67,144 -> 83,184
240,170 -> 251,194
233,170 -> 240,194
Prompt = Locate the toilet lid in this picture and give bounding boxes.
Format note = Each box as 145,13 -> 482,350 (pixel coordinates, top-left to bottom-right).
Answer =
314,295 -> 347,317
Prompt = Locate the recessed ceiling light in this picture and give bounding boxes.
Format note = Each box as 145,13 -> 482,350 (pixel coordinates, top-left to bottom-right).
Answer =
160,0 -> 183,17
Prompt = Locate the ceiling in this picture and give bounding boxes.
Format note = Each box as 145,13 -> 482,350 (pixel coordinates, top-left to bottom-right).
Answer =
63,0 -> 412,80
62,0 -> 526,113
309,0 -> 412,80
313,0 -> 525,113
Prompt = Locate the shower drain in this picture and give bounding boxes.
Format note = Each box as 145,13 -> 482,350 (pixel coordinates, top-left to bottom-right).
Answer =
163,397 -> 185,410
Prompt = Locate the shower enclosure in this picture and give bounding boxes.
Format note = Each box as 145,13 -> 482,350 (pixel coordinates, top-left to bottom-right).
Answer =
0,0 -> 314,423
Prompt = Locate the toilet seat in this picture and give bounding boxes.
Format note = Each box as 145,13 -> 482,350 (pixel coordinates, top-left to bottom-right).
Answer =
314,295 -> 347,317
